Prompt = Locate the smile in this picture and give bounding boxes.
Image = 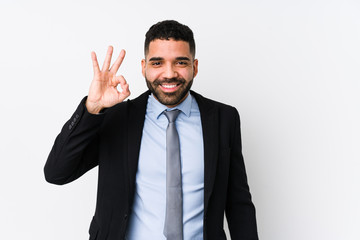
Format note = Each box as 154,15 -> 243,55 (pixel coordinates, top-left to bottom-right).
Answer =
159,83 -> 181,92
161,84 -> 178,89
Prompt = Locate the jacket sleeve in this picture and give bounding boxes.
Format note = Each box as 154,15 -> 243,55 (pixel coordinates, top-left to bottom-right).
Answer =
44,97 -> 105,185
225,107 -> 259,239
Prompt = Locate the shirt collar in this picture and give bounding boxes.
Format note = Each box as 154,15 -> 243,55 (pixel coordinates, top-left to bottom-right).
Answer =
147,92 -> 193,119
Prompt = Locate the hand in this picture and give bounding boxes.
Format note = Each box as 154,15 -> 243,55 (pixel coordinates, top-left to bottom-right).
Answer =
86,46 -> 130,114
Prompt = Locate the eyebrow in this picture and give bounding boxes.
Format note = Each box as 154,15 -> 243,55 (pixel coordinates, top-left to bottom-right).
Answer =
149,57 -> 164,61
148,56 -> 192,61
175,57 -> 191,61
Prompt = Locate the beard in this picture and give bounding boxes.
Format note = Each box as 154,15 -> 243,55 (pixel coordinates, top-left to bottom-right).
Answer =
146,77 -> 193,106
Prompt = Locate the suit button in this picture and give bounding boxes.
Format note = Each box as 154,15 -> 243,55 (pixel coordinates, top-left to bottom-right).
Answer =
124,214 -> 128,220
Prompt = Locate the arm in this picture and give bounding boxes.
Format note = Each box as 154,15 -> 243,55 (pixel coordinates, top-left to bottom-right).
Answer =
44,98 -> 104,184
225,108 -> 259,239
44,46 -> 130,185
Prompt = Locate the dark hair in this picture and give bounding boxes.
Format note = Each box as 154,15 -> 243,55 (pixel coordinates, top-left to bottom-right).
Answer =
144,20 -> 196,57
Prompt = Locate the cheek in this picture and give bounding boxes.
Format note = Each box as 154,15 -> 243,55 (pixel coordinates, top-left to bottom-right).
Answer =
145,68 -> 160,81
179,69 -> 193,80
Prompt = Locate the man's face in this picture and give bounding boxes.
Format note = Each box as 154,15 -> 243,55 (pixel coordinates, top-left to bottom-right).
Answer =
142,39 -> 198,107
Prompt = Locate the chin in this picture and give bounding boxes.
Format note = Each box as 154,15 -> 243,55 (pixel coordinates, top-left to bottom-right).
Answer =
146,79 -> 193,107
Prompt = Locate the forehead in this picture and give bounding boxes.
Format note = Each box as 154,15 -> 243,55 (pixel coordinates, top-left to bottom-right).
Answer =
147,39 -> 191,60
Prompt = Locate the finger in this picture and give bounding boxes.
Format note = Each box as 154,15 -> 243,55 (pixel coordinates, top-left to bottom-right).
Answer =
115,75 -> 130,92
113,75 -> 126,88
112,75 -> 130,102
122,82 -> 130,96
110,49 -> 126,74
91,51 -> 100,75
101,46 -> 113,71
121,84 -> 131,99
120,76 -> 130,95
118,82 -> 130,101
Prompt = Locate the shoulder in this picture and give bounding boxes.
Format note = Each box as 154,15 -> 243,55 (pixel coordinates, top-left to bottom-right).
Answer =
191,90 -> 239,118
105,91 -> 150,114
98,91 -> 149,128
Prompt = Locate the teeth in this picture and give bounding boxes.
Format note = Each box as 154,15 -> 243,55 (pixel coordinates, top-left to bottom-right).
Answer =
162,84 -> 177,89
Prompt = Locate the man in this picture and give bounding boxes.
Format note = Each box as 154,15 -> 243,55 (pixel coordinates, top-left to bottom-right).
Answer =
44,20 -> 258,240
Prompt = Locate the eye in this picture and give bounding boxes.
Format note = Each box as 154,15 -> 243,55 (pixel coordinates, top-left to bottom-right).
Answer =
176,61 -> 189,66
151,61 -> 161,66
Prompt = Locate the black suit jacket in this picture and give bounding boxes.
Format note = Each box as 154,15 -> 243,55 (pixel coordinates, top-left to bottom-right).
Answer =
44,90 -> 258,240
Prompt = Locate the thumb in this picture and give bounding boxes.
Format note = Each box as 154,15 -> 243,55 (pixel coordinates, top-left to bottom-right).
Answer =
116,75 -> 130,101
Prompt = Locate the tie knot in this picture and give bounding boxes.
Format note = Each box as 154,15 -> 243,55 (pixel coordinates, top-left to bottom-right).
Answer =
164,109 -> 181,123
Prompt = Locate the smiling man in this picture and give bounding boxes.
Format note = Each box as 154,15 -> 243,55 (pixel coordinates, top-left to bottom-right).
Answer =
44,20 -> 258,240
143,39 -> 197,107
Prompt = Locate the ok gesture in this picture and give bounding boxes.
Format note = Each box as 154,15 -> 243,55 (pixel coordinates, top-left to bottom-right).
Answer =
86,46 -> 130,114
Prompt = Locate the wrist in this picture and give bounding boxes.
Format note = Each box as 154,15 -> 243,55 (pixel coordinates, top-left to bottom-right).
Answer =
85,99 -> 103,114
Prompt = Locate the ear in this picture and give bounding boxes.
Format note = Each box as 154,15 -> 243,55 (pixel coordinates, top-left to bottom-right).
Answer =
193,59 -> 199,78
141,59 -> 146,77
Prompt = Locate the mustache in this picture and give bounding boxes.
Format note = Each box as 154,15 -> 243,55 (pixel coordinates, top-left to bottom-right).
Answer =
152,78 -> 186,86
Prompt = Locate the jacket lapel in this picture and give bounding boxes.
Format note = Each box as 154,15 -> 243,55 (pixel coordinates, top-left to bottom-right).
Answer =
191,91 -> 219,216
126,91 -> 150,202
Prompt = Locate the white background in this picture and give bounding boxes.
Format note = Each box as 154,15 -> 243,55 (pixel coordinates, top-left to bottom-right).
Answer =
0,0 -> 359,239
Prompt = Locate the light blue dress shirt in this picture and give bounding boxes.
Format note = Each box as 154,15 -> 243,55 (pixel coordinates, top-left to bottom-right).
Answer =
126,93 -> 204,240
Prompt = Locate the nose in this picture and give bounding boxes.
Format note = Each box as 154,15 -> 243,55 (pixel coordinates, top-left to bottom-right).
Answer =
163,63 -> 178,79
